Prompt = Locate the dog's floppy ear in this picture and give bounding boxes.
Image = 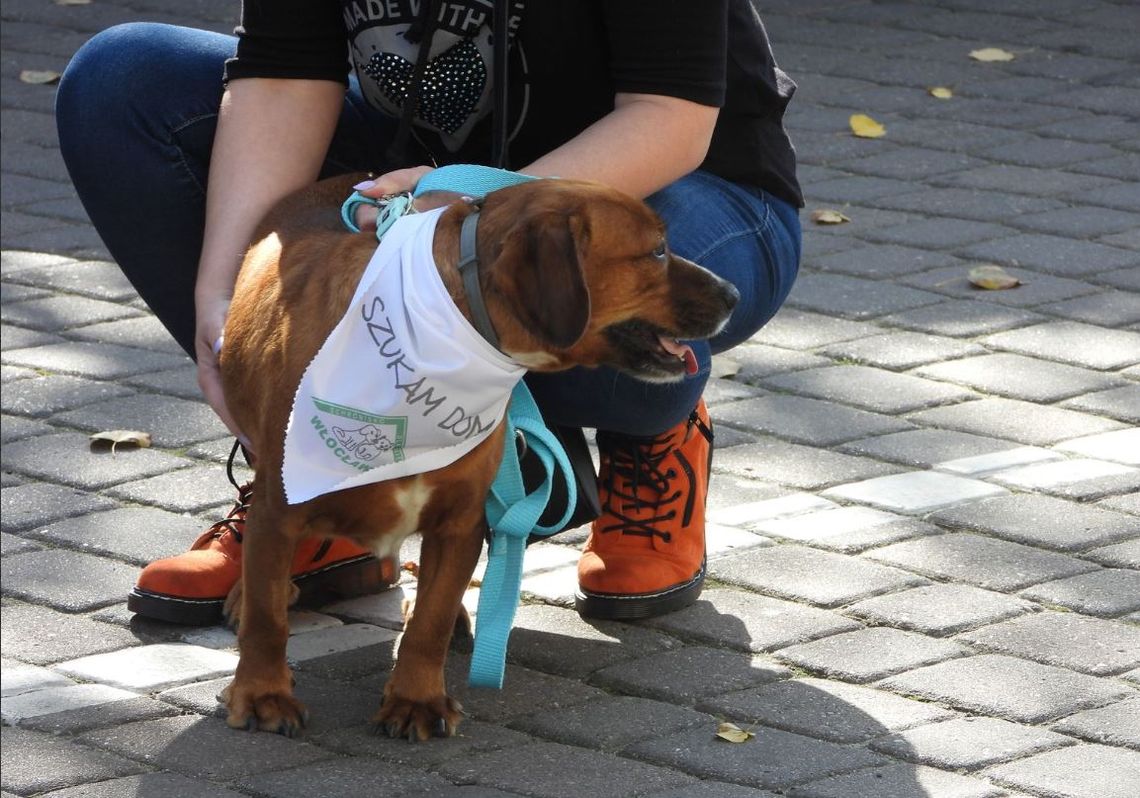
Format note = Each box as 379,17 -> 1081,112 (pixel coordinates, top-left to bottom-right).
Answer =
502,211 -> 591,350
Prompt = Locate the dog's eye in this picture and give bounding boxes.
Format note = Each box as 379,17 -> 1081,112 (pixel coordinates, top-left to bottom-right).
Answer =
652,242 -> 668,262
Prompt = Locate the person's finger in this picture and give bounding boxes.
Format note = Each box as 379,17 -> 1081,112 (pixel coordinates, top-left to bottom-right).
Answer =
197,361 -> 253,453
353,165 -> 434,198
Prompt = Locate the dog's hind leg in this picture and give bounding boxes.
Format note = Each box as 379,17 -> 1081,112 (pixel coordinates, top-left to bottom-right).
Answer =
373,501 -> 486,741
222,486 -> 309,737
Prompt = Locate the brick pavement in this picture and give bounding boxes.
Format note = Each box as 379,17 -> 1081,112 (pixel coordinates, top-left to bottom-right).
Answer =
2,1 -> 1138,796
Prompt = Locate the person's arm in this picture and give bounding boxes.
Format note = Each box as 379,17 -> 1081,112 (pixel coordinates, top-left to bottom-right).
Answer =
194,77 -> 344,443
523,92 -> 719,199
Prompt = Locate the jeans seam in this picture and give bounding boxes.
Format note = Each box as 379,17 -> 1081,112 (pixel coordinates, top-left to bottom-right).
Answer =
169,112 -> 217,197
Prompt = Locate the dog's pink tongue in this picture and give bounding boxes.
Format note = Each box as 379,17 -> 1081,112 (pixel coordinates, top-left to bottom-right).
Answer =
659,336 -> 699,376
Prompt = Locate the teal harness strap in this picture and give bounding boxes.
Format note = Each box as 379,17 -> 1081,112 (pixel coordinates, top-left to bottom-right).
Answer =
339,165 -> 574,689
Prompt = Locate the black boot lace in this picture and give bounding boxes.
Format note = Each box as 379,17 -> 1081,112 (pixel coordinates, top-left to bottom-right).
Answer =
596,434 -> 685,543
205,439 -> 252,544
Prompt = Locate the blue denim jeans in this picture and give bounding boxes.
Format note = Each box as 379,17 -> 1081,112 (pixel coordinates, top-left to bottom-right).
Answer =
57,23 -> 800,436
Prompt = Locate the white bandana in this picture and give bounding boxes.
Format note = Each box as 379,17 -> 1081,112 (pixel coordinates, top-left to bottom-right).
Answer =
282,209 -> 525,505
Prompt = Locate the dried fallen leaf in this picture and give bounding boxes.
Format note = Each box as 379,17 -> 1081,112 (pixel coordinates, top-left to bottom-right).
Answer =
968,264 -> 1021,290
970,47 -> 1015,62
89,429 -> 152,452
811,209 -> 851,225
710,354 -> 741,380
716,721 -> 755,743
402,560 -> 420,578
929,86 -> 954,99
849,113 -> 885,139
19,70 -> 61,85
468,576 -> 483,588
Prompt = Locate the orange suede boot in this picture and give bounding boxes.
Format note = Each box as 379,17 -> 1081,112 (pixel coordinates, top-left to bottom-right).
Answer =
576,399 -> 713,620
127,443 -> 395,625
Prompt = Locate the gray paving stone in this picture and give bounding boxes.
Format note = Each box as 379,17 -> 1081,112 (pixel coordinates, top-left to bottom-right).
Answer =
914,353 -> 1125,403
0,726 -> 146,795
1,659 -> 73,697
823,471 -> 1008,515
983,321 -> 1140,370
984,744 -> 1140,798
1062,384 -> 1140,424
1055,428 -> 1140,466
0,250 -> 74,273
68,315 -> 188,354
776,627 -> 968,683
0,481 -> 117,533
509,695 -> 712,752
766,364 -> 977,415
712,394 -> 914,447
504,603 -> 680,679
868,186 -> 1064,223
714,545 -> 927,607
1,294 -> 143,330
838,428 -> 1023,468
644,588 -> 862,653
699,676 -> 953,746
23,506 -> 207,566
16,691 -> 180,737
955,611 -> 1140,676
122,365 -> 205,400
836,147 -> 993,182
934,163 -> 1120,197
991,458 -> 1140,502
0,602 -> 140,665
78,714 -> 334,781
934,446 -> 1062,478
54,393 -> 229,448
907,269 -> 1106,316
623,724 -> 884,791
752,506 -> 938,553
820,331 -> 986,371
4,259 -> 137,302
867,534 -> 1099,592
33,773 -> 248,798
1083,538 -> 1140,569
0,548 -> 138,612
2,340 -> 187,379
906,397 -> 1124,446
981,136 -> 1121,169
0,531 -> 39,555
729,343 -> 832,383
646,783 -> 777,798
1,373 -> 136,417
928,494 -> 1140,552
878,654 -> 1131,724
106,466 -> 245,514
1051,696 -> 1140,750
786,273 -> 946,320
1014,208 -> 1140,243
438,741 -> 695,798
0,321 -> 65,349
845,584 -> 1035,637
236,757 -> 456,798
1,683 -> 141,724
749,308 -> 878,350
791,763 -> 1006,798
871,716 -> 1073,770
436,657 -> 609,724
808,243 -> 964,279
712,436 -> 900,489
588,645 -> 790,704
1,432 -> 192,489
880,299 -> 1045,338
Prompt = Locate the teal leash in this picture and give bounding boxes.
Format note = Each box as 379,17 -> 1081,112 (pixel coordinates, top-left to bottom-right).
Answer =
339,165 -> 575,688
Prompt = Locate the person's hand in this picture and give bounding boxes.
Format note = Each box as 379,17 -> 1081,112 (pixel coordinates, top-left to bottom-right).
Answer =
194,294 -> 252,452
350,165 -> 468,229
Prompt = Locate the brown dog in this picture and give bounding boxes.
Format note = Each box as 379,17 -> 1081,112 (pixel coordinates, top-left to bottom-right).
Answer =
218,173 -> 738,740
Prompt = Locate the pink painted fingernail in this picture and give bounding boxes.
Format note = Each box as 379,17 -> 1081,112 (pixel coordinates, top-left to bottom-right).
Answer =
353,179 -> 376,191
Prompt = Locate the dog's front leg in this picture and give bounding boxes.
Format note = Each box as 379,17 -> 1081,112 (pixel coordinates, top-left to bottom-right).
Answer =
373,511 -> 485,741
222,497 -> 307,737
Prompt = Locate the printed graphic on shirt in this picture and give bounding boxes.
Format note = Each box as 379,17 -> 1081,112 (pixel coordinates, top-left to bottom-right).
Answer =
341,0 -> 526,153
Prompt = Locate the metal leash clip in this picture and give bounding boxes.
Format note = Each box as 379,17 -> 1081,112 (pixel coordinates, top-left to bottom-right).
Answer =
339,191 -> 416,241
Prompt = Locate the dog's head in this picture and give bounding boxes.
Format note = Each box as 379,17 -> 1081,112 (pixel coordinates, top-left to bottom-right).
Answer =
452,180 -> 739,382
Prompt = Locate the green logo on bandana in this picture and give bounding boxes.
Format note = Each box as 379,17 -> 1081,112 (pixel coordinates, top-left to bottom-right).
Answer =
310,398 -> 407,470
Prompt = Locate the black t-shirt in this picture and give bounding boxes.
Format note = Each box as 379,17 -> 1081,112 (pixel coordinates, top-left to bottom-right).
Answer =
226,0 -> 803,207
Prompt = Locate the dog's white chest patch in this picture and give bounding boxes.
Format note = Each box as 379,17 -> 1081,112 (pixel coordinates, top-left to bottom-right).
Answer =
370,477 -> 434,561
281,209 -> 525,505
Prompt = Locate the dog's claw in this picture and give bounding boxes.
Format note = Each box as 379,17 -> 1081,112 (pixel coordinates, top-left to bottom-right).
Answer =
432,718 -> 449,737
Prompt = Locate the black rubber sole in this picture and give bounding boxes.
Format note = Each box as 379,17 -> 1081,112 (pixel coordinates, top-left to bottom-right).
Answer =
574,561 -> 706,621
127,555 -> 389,626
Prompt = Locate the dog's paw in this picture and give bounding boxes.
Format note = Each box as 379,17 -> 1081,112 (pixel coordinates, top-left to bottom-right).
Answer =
224,682 -> 309,738
370,692 -> 463,742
